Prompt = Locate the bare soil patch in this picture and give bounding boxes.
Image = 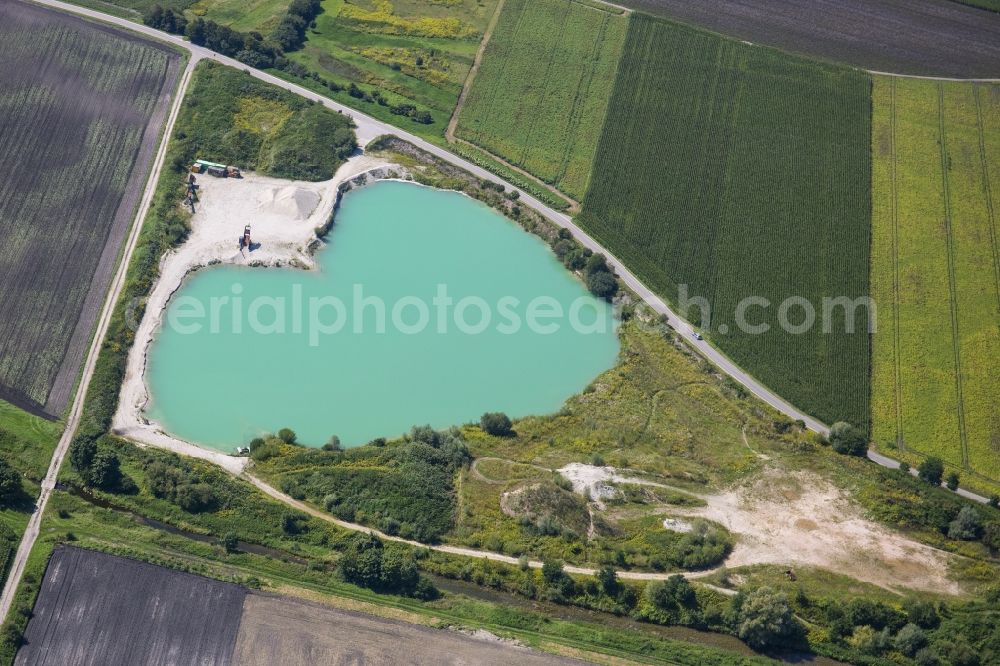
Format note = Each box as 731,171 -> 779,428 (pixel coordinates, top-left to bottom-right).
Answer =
672,469 -> 962,595
232,592 -> 587,665
618,0 -> 1000,78
557,464 -> 961,594
16,546 -> 245,666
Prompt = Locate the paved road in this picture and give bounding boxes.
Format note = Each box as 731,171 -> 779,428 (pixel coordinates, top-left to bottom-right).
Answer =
0,48 -> 198,625
29,0 -> 840,435
2,2 -> 987,625
28,0 -> 996,485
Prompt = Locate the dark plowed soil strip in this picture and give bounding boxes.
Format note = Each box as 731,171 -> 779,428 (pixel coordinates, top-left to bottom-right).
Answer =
937,84 -> 970,469
15,546 -> 245,666
615,0 -> 1000,78
0,0 -> 180,417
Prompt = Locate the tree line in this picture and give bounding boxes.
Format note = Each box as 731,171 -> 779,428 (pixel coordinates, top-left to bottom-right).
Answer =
143,2 -> 435,125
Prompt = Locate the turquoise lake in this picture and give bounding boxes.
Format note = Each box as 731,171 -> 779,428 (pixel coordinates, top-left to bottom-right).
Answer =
146,180 -> 620,450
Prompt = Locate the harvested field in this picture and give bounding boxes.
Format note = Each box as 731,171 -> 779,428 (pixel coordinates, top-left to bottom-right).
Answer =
17,547 -> 585,666
232,593 -> 587,665
0,1 -> 180,417
616,0 -> 1000,78
16,546 -> 246,666
577,14 -> 872,430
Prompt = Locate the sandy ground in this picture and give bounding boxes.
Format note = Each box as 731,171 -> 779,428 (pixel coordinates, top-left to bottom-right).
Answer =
674,470 -> 961,595
112,155 -> 395,473
559,464 -> 960,595
558,462 -> 688,506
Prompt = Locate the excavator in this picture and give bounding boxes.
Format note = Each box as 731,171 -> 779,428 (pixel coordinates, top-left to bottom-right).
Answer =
239,225 -> 251,250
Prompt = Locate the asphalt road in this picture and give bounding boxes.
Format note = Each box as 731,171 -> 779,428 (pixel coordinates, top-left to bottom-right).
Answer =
26,0 -> 839,432
0,0 -> 990,630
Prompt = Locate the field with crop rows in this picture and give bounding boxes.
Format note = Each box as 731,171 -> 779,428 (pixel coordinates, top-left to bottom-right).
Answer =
577,14 -> 872,430
0,2 -> 180,416
455,0 -> 627,201
871,77 -> 1000,483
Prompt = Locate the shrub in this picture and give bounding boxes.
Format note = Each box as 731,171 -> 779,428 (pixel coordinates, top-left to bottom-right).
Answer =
86,449 -> 121,490
948,506 -> 982,541
0,459 -> 21,501
262,428 -> 469,542
903,599 -> 940,630
174,483 -> 215,512
222,533 -> 239,553
143,4 -> 187,35
586,270 -> 618,301
895,623 -> 928,657
844,598 -> 906,632
829,421 -> 867,456
277,428 -> 297,444
731,587 -> 800,650
641,575 -> 700,626
337,533 -> 433,597
918,457 -> 944,485
945,471 -> 960,491
146,460 -> 216,512
69,434 -> 97,473
480,412 -> 513,437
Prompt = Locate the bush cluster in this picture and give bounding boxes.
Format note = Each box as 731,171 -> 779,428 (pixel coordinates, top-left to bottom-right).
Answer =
860,465 -> 1000,554
68,435 -> 127,492
142,5 -> 186,35
337,533 -> 437,599
550,228 -> 618,301
144,4 -> 439,128
145,460 -> 216,513
262,425 -> 470,543
270,0 -> 322,52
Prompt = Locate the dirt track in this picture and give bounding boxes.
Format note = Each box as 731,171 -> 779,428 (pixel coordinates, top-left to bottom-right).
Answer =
618,0 -> 1000,78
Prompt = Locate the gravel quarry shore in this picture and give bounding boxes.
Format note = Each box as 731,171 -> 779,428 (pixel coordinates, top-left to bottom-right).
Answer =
112,154 -> 396,471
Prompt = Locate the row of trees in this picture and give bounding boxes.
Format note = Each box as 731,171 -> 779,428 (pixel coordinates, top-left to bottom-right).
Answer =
143,3 -> 437,126
827,422 -> 1000,507
550,228 -> 619,301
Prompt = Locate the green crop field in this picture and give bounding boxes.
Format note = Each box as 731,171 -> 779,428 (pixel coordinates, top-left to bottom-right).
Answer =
455,0 -> 627,200
871,77 -> 1000,484
0,2 -> 181,417
576,14 -> 872,431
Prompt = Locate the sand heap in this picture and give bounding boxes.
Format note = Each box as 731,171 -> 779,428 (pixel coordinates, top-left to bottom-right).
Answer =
257,185 -> 320,221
